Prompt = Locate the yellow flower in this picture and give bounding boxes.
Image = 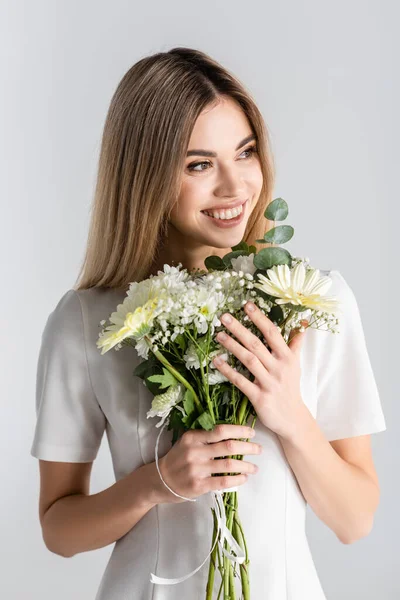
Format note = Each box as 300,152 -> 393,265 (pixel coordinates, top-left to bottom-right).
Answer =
253,263 -> 340,313
97,296 -> 159,355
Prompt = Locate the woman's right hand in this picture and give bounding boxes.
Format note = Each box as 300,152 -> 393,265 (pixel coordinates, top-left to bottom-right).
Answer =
153,424 -> 263,504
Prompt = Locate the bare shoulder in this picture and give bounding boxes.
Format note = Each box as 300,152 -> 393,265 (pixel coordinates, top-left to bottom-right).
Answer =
38,460 -> 94,527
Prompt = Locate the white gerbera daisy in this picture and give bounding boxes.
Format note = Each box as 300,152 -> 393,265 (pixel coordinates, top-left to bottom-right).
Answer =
97,280 -> 165,354
253,263 -> 340,314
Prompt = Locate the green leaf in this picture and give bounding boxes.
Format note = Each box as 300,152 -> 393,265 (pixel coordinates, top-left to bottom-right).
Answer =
133,355 -> 159,379
204,255 -> 226,271
268,304 -> 285,325
191,411 -> 214,430
167,409 -> 185,446
288,304 -> 309,313
222,249 -> 250,267
147,367 -> 178,389
253,247 -> 292,270
264,197 -> 288,221
196,411 -> 214,430
174,333 -> 187,353
183,389 -> 195,417
248,245 -> 257,253
262,225 -> 294,244
231,241 -> 249,252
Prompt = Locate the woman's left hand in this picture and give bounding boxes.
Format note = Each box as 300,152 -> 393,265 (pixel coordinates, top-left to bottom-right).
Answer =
212,301 -> 309,441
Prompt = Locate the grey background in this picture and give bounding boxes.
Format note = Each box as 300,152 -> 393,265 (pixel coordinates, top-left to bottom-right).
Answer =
1,0 -> 397,598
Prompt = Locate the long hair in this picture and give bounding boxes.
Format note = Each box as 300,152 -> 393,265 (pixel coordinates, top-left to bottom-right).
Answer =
74,47 -> 276,291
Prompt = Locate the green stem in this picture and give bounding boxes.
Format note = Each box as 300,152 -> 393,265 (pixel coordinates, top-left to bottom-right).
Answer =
200,360 -> 216,423
206,508 -> 218,599
233,505 -> 250,599
237,395 -> 249,425
147,339 -> 203,412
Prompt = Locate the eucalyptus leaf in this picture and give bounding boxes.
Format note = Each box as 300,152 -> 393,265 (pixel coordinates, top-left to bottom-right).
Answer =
262,225 -> 294,244
222,249 -> 250,267
204,255 -> 226,271
253,247 -> 292,270
265,197 -> 288,221
231,241 -> 249,252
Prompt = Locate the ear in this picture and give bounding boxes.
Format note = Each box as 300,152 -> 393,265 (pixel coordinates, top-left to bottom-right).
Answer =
288,319 -> 309,356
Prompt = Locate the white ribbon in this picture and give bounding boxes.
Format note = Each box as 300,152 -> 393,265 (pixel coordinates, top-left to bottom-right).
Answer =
150,415 -> 245,585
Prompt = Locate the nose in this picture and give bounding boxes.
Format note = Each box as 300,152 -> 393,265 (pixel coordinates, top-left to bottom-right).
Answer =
214,163 -> 246,199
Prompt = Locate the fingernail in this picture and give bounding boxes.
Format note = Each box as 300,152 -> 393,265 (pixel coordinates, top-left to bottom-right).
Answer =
246,302 -> 255,312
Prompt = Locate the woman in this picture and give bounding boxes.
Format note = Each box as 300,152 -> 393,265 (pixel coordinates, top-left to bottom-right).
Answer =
31,47 -> 387,599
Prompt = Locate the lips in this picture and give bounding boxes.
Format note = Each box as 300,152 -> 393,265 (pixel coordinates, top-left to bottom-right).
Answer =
201,198 -> 248,212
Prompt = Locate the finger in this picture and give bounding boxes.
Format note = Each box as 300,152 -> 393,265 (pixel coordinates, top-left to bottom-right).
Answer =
209,473 -> 249,491
185,424 -> 255,445
212,355 -> 259,400
244,301 -> 290,360
208,457 -> 258,475
288,319 -> 309,355
216,331 -> 272,382
205,439 -> 262,459
220,312 -> 275,370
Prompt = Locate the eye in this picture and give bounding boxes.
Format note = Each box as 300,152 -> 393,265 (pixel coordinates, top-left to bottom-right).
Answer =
187,145 -> 258,173
240,144 -> 258,159
187,160 -> 211,173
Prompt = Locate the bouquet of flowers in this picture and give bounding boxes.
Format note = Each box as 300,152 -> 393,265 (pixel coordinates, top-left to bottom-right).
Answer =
96,197 -> 340,599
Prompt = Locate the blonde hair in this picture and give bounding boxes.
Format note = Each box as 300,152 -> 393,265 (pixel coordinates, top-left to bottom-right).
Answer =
74,47 -> 276,291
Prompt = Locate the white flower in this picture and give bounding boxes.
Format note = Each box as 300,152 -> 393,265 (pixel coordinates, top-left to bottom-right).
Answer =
194,286 -> 224,334
96,290 -> 162,355
253,263 -> 340,314
183,341 -> 207,370
230,254 -> 256,275
206,370 -> 230,385
146,383 -> 185,427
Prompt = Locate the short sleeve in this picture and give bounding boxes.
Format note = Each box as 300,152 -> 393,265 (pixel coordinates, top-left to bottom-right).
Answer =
316,270 -> 387,441
30,289 -> 107,462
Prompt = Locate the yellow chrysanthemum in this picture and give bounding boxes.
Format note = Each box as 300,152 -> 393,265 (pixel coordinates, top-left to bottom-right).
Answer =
253,262 -> 340,314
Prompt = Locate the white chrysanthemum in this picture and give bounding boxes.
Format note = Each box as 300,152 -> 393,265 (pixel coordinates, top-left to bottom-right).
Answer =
147,383 -> 185,427
206,369 -> 230,385
230,253 -> 256,275
253,263 -> 341,314
183,341 -> 207,370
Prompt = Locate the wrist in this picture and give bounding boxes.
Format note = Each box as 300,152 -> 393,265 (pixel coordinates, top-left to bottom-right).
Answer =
281,402 -> 315,448
136,460 -> 169,507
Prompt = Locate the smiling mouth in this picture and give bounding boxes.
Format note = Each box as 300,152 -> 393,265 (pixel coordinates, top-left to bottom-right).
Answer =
201,199 -> 247,220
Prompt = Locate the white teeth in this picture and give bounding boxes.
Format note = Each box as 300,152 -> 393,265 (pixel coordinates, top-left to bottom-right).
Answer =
202,203 -> 243,220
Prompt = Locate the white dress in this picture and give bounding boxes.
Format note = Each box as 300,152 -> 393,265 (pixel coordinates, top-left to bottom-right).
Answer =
30,270 -> 387,599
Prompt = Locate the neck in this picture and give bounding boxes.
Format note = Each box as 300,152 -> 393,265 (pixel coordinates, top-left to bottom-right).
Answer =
147,227 -> 231,278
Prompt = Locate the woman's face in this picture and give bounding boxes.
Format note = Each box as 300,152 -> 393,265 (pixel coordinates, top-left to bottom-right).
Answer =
169,96 -> 263,252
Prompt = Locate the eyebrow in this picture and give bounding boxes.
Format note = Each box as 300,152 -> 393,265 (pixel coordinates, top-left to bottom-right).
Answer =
186,133 -> 257,157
